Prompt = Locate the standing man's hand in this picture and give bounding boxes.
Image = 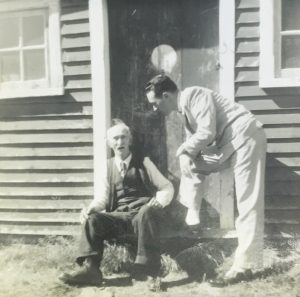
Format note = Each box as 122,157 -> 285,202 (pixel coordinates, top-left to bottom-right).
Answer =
179,154 -> 193,178
147,198 -> 163,209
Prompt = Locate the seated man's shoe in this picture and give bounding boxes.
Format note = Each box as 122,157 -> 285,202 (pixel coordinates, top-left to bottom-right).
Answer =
58,264 -> 103,287
209,269 -> 253,287
128,264 -> 148,281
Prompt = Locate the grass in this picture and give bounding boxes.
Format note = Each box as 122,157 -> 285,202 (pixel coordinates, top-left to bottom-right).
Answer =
0,236 -> 299,297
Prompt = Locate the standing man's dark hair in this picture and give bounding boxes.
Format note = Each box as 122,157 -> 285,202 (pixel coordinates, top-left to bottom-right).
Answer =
145,74 -> 178,98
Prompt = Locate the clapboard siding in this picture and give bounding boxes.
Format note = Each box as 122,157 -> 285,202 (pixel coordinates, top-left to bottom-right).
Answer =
0,0 -> 92,236
235,0 -> 300,237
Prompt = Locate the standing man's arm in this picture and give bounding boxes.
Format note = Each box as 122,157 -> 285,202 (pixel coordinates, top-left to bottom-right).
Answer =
143,157 -> 174,209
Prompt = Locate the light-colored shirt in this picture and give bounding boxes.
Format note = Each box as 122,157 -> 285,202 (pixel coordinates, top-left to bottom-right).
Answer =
89,156 -> 174,211
178,87 -> 262,159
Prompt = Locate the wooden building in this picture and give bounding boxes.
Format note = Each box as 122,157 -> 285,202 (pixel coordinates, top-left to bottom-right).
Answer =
0,0 -> 299,239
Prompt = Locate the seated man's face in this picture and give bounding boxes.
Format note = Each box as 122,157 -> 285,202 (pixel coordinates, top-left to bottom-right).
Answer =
108,125 -> 131,160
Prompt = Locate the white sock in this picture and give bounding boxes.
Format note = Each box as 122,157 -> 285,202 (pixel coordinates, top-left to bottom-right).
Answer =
185,208 -> 200,225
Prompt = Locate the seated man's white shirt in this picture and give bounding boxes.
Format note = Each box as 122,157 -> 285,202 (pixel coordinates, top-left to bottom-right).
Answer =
88,155 -> 174,211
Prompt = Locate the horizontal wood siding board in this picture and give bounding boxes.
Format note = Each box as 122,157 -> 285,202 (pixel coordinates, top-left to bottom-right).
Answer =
266,181 -> 300,196
265,223 -> 300,237
236,10 -> 259,24
0,198 -> 91,210
64,77 -> 92,89
0,133 -> 93,144
236,25 -> 259,39
61,0 -> 88,8
266,196 -> 300,209
0,118 -> 92,131
0,187 -> 93,196
256,113 -> 300,125
267,156 -> 300,167
236,0 -> 259,9
61,22 -> 90,35
0,212 -> 80,223
0,160 -> 93,170
0,224 -> 80,236
236,55 -> 259,68
62,50 -> 91,63
64,63 -> 91,76
267,143 -> 300,153
235,68 -> 259,82
61,7 -> 89,22
265,127 -> 300,139
62,35 -> 90,49
0,146 -> 92,157
237,96 -> 300,109
266,168 -> 300,181
266,209 -> 300,223
236,40 -> 259,53
0,172 -> 93,183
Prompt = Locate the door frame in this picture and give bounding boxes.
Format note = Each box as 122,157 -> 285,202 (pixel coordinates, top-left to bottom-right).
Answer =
89,0 -> 236,230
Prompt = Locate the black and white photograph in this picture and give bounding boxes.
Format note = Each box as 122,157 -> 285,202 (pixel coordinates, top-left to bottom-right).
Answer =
0,0 -> 299,296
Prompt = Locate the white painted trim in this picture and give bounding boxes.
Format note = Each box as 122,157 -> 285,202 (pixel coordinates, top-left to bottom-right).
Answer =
89,0 -> 111,200
260,0 -> 300,88
219,0 -> 235,229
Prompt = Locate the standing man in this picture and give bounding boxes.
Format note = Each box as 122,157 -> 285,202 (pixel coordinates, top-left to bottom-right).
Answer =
59,120 -> 174,289
145,74 -> 267,285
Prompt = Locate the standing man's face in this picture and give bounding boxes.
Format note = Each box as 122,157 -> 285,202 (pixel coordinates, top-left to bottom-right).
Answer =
146,90 -> 175,116
107,125 -> 131,160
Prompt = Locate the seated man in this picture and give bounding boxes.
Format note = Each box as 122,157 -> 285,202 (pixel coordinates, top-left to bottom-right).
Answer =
59,120 -> 174,287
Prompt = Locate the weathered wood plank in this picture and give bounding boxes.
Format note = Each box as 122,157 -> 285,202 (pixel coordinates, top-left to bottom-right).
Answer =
67,91 -> 92,102
0,146 -> 92,157
62,35 -> 90,49
236,10 -> 259,24
61,7 -> 89,21
237,96 -> 300,108
266,209 -> 300,223
61,22 -> 90,35
267,143 -> 300,153
64,64 -> 91,76
235,69 -> 258,82
64,78 -> 92,89
0,198 -> 91,209
0,186 -> 93,196
0,133 -> 93,144
0,118 -> 92,131
0,212 -> 80,223
62,50 -> 91,63
267,156 -> 300,167
256,113 -> 300,125
236,26 -> 259,39
265,127 -> 300,139
266,196 -> 300,209
266,181 -> 300,196
0,224 -> 80,236
236,0 -> 259,9
265,222 -> 300,237
266,168 -> 300,181
0,172 -> 93,183
236,55 -> 259,68
236,40 -> 259,53
0,159 -> 93,170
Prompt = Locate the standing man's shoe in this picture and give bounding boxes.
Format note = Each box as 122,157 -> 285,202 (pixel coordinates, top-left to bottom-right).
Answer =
209,269 -> 253,287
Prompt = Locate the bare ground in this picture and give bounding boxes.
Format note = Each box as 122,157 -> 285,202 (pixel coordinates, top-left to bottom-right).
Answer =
0,236 -> 299,297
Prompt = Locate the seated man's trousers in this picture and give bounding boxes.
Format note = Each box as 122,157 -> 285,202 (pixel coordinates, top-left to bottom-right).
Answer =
76,204 -> 164,275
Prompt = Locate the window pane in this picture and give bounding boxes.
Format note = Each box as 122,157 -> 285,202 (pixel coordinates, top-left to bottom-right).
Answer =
23,15 -> 44,46
0,17 -> 19,49
24,49 -> 46,80
282,0 -> 300,31
0,51 -> 20,82
282,35 -> 300,68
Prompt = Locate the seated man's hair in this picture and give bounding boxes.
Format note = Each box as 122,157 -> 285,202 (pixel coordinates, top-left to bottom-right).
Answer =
111,118 -> 125,127
145,74 -> 178,98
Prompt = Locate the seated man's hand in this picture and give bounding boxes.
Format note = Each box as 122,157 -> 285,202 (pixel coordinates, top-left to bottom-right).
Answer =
179,154 -> 193,178
147,198 -> 163,209
79,206 -> 103,224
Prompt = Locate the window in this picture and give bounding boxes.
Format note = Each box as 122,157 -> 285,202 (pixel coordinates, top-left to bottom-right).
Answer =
0,0 -> 63,99
260,0 -> 300,87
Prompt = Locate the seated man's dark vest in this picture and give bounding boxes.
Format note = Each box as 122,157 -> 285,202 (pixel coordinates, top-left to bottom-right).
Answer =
106,155 -> 154,212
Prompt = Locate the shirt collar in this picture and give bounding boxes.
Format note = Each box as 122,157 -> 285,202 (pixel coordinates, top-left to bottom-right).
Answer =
115,153 -> 132,172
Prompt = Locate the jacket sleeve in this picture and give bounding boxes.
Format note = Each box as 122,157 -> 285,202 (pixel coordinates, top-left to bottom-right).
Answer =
143,157 -> 174,207
181,89 -> 216,158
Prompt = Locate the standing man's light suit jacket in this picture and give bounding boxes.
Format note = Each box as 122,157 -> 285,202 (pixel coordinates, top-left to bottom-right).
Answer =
178,86 -> 267,270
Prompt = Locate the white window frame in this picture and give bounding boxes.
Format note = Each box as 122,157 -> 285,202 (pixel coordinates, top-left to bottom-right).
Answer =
0,0 -> 63,99
260,0 -> 300,88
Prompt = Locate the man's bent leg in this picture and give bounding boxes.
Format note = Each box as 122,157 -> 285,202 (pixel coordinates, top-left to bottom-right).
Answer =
132,205 -> 164,276
178,173 -> 206,225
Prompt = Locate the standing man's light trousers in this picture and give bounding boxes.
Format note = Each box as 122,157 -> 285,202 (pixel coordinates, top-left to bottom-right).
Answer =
178,127 -> 267,270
